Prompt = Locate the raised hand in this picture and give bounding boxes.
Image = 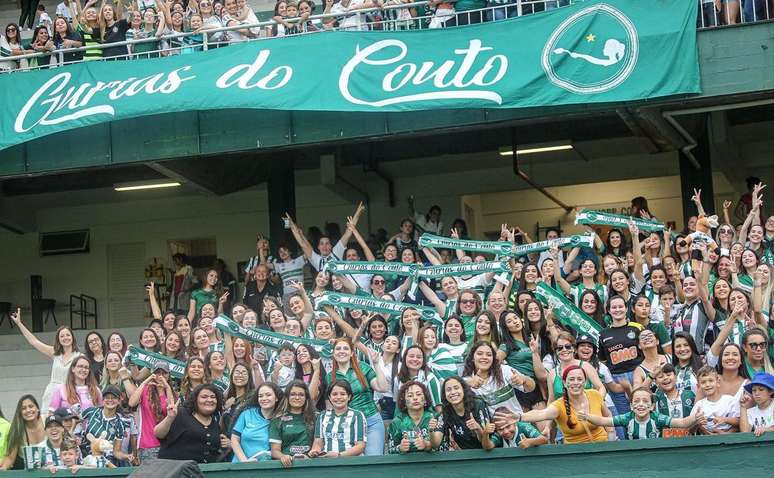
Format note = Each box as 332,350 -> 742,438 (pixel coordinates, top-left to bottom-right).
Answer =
723,200 -> 732,210
10,307 -> 20,325
465,414 -> 482,433
219,291 -> 230,305
691,188 -> 702,205
168,398 -> 180,419
450,227 -> 460,239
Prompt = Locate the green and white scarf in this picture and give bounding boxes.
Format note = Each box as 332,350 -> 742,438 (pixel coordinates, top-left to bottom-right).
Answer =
415,261 -> 512,279
324,260 -> 417,277
418,233 -> 513,256
511,234 -> 595,257
575,209 -> 665,232
315,292 -> 442,325
126,345 -> 229,390
533,283 -> 603,342
214,315 -> 333,358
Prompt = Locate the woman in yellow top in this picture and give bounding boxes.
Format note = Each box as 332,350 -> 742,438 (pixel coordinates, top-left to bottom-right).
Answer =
494,365 -> 615,444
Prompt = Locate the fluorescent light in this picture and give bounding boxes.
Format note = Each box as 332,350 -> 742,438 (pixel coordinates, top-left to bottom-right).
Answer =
499,143 -> 574,156
114,181 -> 181,192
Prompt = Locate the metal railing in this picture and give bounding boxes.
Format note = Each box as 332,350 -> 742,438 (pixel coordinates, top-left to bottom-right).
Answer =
1,0 -> 771,74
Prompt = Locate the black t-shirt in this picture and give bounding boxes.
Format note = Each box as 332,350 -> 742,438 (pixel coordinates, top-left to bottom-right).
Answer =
243,280 -> 282,318
158,407 -> 222,463
55,31 -> 84,63
102,19 -> 130,58
599,324 -> 644,375
442,398 -> 498,449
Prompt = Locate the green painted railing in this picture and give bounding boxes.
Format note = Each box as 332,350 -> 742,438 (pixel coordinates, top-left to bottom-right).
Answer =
4,434 -> 774,478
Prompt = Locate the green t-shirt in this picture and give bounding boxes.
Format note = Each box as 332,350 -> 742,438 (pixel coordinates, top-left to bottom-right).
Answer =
502,422 -> 542,448
327,362 -> 378,417
0,417 -> 11,460
498,340 -> 535,378
269,412 -> 312,455
612,411 -> 672,440
191,288 -> 217,317
655,388 -> 695,418
387,410 -> 442,454
460,314 -> 476,343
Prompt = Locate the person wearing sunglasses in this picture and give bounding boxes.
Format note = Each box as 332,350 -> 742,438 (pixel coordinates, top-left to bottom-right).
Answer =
1,24 -> 24,71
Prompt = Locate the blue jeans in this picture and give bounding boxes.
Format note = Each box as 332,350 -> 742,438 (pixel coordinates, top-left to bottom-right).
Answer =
611,370 -> 634,440
742,0 -> 766,22
365,413 -> 385,456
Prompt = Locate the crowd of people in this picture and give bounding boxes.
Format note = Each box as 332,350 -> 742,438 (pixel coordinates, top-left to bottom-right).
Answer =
0,182 -> 773,472
2,0 -> 772,72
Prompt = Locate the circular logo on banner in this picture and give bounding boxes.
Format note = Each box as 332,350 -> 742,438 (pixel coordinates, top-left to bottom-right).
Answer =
542,4 -> 639,94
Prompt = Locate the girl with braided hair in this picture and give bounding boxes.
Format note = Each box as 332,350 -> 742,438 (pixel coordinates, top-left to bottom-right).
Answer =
494,365 -> 612,444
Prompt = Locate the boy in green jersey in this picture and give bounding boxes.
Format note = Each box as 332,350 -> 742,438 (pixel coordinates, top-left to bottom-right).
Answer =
580,387 -> 704,439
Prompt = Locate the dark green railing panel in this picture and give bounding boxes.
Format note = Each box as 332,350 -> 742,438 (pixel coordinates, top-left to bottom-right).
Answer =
199,110 -> 292,154
2,434 -> 772,478
111,112 -> 201,164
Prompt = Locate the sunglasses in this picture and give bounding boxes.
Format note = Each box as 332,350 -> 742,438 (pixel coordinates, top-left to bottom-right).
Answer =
556,344 -> 574,351
6,28 -> 17,32
372,279 -> 385,285
748,342 -> 767,350
460,299 -> 477,305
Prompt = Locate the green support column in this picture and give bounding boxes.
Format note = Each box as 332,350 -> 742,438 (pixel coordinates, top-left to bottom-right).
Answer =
678,118 -> 715,227
267,158 -> 296,249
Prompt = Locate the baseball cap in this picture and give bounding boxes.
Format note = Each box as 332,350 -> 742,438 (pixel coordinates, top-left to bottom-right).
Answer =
53,407 -> 76,421
576,334 -> 597,347
102,385 -> 122,398
152,361 -> 170,373
45,415 -> 63,428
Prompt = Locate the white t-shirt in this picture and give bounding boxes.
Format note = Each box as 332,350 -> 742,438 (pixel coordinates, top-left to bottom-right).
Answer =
331,0 -> 368,31
746,400 -> 774,429
469,365 -> 526,416
691,394 -> 740,433
309,241 -> 346,272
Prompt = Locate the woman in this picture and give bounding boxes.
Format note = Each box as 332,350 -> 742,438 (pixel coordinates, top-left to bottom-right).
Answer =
199,314 -> 223,352
455,290 -> 483,341
518,263 -> 540,292
463,341 -> 535,416
599,295 -> 644,416
174,316 -> 192,348
393,345 -> 442,413
100,351 -> 137,407
189,327 -> 211,360
128,363 -> 174,463
418,325 -> 463,381
387,381 -> 443,454
388,219 -> 418,253
206,350 -> 230,394
162,331 -> 187,362
309,381 -> 367,457
188,269 -> 220,325
10,311 -> 81,416
420,276 -> 461,320
156,384 -> 225,463
131,328 -> 161,381
632,329 -> 672,391
97,1 -> 130,58
471,311 -> 500,347
1,24 -> 23,71
545,333 -> 606,403
0,395 -> 46,470
180,356 -> 209,401
269,381 -> 316,466
231,382 -> 282,462
221,363 -> 256,447
554,250 -> 607,308
374,335 -> 401,427
716,223 -> 737,253
578,289 -> 607,329
84,332 -> 106,383
127,7 -> 165,59
497,311 -> 546,412
742,327 -> 774,376
672,331 -> 703,397
293,344 -> 323,406
197,0 -> 224,45
49,356 -> 102,414
326,337 -> 390,456
630,295 -> 672,354
74,0 -> 102,62
441,315 -> 469,362
440,376 -> 496,450
27,26 -> 54,68
734,248 -> 759,294
171,253 -> 195,314
80,386 -> 133,461
502,365 -> 612,443
600,228 -> 629,259
227,337 -> 264,386
523,299 -> 555,360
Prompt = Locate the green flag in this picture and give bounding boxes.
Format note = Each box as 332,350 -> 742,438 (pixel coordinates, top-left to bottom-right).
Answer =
418,233 -> 513,256
214,315 -> 332,358
533,283 -> 603,342
575,209 -> 665,232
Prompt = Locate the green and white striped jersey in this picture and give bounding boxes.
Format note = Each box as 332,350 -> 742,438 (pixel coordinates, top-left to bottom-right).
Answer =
393,370 -> 442,410
274,257 -> 307,295
427,343 -> 465,380
612,411 -> 672,440
314,408 -> 366,454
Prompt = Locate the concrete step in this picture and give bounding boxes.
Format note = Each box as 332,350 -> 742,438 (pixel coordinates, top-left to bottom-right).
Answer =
2,376 -> 50,393
0,326 -> 146,351
2,362 -> 53,378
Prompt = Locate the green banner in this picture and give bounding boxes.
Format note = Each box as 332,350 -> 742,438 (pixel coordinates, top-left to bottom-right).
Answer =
533,283 -> 603,342
512,234 -> 594,256
419,233 -> 513,256
0,0 -> 699,151
125,345 -> 228,390
214,315 -> 333,358
415,261 -> 511,279
575,209 -> 665,232
316,292 -> 441,324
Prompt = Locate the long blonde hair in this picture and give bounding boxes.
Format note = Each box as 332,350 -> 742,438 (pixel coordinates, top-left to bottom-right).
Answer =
97,2 -> 116,41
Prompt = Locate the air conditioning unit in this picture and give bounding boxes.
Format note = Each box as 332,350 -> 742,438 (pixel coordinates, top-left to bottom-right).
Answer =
39,230 -> 90,256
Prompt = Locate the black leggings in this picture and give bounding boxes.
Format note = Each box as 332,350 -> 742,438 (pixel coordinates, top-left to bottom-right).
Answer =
19,0 -> 41,29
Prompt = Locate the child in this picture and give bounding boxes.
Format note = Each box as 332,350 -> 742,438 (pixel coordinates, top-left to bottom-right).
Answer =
43,416 -> 69,471
493,406 -> 547,449
653,285 -> 680,328
653,364 -> 696,437
48,438 -> 80,474
580,387 -> 702,439
271,344 -> 296,387
691,366 -> 740,434
740,372 -> 774,436
36,5 -> 53,35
